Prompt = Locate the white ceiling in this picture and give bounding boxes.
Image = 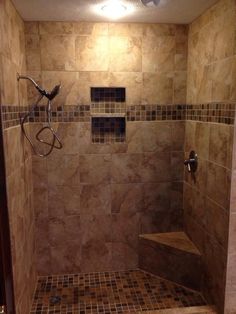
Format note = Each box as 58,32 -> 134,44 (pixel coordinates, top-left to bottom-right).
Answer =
12,0 -> 218,24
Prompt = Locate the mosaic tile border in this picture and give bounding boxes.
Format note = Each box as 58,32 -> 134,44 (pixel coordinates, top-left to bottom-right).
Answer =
1,103 -> 236,129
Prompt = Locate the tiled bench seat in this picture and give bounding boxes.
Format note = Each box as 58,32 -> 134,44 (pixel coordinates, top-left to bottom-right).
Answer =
139,232 -> 203,291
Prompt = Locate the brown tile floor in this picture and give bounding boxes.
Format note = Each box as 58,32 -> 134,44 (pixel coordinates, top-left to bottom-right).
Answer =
30,269 -> 206,314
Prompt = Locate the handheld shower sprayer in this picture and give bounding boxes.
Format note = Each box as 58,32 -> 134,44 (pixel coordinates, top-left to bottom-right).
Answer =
17,74 -> 63,157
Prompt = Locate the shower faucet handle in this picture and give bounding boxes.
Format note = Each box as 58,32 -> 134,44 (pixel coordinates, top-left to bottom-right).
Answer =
184,151 -> 198,173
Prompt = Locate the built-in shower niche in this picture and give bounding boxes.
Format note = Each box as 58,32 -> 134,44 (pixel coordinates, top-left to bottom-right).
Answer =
92,117 -> 126,143
91,87 -> 126,144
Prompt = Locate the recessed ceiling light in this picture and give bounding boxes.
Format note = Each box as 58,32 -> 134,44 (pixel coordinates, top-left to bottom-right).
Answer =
140,0 -> 160,6
94,0 -> 133,20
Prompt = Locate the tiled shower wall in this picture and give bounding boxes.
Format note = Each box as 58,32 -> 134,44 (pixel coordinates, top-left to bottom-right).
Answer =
25,22 -> 187,106
0,0 -> 37,313
185,0 -> 236,312
24,21 -> 188,274
32,120 -> 185,274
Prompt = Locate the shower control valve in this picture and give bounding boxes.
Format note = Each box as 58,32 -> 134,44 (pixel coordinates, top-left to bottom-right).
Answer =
184,150 -> 198,173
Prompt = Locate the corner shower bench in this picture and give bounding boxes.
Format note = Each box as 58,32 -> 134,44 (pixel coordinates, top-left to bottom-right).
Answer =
139,231 -> 203,291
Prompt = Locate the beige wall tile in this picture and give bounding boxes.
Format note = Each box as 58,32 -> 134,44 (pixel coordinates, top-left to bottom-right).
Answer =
108,23 -> 143,37
109,72 -> 142,105
25,34 -> 41,71
173,71 -> 187,104
75,35 -> 109,71
74,22 -> 108,36
42,71 -> 80,106
40,34 -> 76,71
109,36 -> 142,72
143,72 -> 173,104
39,22 -> 74,34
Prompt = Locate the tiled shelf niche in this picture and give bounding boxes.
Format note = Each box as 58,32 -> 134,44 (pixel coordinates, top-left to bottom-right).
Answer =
91,87 -> 126,144
92,117 -> 126,144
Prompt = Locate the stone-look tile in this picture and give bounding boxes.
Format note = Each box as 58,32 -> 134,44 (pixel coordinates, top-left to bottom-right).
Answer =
109,36 -> 142,72
175,53 -> 187,71
0,1 -> 37,311
143,182 -> 171,212
25,34 -> 41,71
212,8 -> 235,62
140,208 -> 183,234
108,23 -> 143,37
46,123 -> 80,155
3,127 -> 24,177
78,122 -> 112,154
48,215 -> 81,247
36,247 -> 51,275
41,71 -> 80,106
184,158 -> 208,193
34,187 -> 48,220
74,22 -> 108,36
39,22 -> 74,34
111,154 -> 143,183
212,57 -> 235,102
205,198 -> 228,248
25,21 -> 39,34
203,234 -> 227,313
32,156 -> 48,188
206,162 -> 230,209
111,242 -> 138,270
171,152 -> 184,181
171,121 -> 185,151
112,213 -> 140,250
80,215 -> 112,272
142,36 -> 175,73
185,121 -> 196,152
47,154 -> 80,186
79,154 -> 111,184
143,72 -> 173,104
48,186 -> 80,218
40,34 -> 76,71
141,152 -> 172,183
171,181 -> 183,211
209,123 -> 233,169
50,240 -> 81,274
77,71 -> 109,103
143,24 -> 176,37
196,65 -> 213,103
109,72 -> 142,105
75,36 -> 109,71
111,183 -> 144,214
80,184 -> 111,215
27,71 -> 42,104
173,71 -> 187,104
127,121 -> 172,153
194,122 -> 210,160
35,217 -> 50,250
0,55 -> 19,105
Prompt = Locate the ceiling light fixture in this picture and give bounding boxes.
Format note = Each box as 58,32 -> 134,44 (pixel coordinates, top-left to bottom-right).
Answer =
140,0 -> 160,7
94,0 -> 132,20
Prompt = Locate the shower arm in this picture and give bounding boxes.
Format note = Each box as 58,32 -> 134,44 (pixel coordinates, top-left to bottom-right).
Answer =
17,74 -> 48,98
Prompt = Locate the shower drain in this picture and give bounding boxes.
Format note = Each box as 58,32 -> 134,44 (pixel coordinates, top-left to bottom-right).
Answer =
50,295 -> 61,305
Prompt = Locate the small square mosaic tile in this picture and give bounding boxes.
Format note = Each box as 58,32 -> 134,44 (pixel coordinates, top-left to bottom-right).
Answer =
30,269 -> 206,314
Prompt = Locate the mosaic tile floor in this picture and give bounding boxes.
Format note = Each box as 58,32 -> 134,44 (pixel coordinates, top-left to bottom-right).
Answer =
30,269 -> 206,314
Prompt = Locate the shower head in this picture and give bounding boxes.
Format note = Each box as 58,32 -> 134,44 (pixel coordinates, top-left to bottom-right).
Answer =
46,84 -> 61,100
17,74 -> 61,100
140,0 -> 160,6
